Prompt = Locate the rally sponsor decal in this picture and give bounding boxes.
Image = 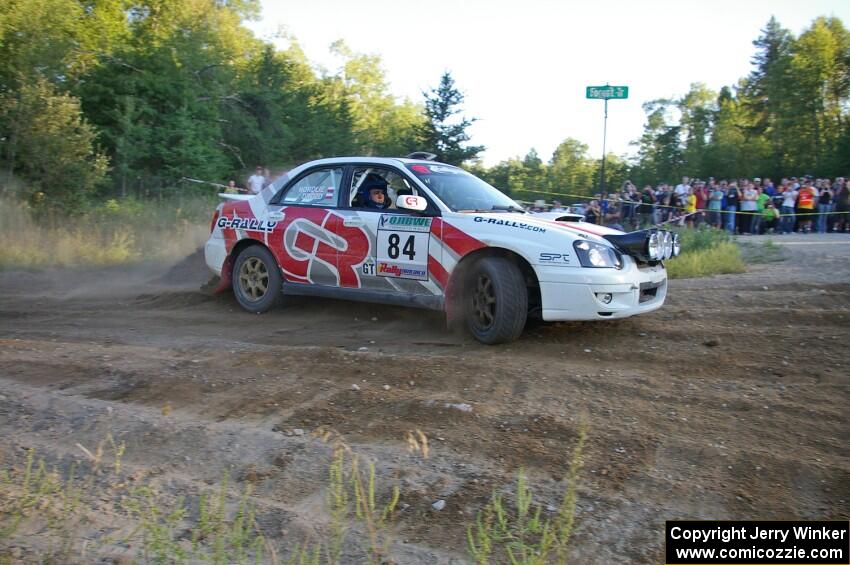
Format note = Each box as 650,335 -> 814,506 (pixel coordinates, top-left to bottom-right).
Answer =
376,215 -> 431,280
377,261 -> 427,280
378,214 -> 432,232
539,252 -> 571,265
473,216 -> 546,233
264,207 -> 370,288
216,215 -> 278,232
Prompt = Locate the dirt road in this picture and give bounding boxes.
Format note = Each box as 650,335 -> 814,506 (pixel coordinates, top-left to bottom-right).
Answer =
1,234 -> 848,563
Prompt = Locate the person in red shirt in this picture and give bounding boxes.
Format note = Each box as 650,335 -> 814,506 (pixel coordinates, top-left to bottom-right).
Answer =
693,181 -> 708,227
796,177 -> 818,233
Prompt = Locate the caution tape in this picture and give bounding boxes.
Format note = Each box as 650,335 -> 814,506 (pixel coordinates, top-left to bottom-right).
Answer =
182,177 -> 230,190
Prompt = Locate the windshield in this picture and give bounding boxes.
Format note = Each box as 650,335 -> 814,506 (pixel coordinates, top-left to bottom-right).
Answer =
406,163 -> 523,212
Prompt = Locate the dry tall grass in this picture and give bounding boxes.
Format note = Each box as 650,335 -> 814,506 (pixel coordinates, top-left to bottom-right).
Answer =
0,197 -> 211,268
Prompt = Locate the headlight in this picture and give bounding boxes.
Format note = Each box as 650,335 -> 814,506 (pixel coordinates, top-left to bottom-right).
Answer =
672,232 -> 681,257
647,231 -> 662,260
662,231 -> 673,260
573,240 -> 621,269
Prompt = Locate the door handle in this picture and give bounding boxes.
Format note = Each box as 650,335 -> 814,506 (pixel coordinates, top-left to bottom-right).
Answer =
268,211 -> 284,221
343,217 -> 364,227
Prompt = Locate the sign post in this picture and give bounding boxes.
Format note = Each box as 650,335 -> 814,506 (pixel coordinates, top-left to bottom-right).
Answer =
586,85 -> 628,213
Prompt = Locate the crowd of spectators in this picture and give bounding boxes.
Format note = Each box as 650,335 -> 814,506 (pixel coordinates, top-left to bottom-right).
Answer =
536,175 -> 850,234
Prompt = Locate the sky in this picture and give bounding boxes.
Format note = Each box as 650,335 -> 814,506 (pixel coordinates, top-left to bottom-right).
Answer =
247,0 -> 850,166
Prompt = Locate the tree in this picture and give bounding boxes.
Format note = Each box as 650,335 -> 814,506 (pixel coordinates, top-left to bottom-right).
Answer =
547,138 -> 595,196
743,16 -> 794,174
0,78 -> 108,213
420,72 -> 484,165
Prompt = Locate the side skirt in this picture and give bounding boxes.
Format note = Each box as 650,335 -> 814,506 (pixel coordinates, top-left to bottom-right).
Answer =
281,282 -> 445,312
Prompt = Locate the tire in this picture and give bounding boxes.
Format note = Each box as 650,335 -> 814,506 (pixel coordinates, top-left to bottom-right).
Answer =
464,257 -> 528,344
232,245 -> 283,313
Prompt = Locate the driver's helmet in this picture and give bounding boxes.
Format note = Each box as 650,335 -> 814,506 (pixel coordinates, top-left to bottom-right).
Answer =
358,173 -> 390,209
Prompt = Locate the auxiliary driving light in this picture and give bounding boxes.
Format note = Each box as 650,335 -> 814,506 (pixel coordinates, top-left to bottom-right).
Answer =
597,292 -> 613,304
662,230 -> 673,260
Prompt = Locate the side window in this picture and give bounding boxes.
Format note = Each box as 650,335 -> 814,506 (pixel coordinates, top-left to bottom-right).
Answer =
349,167 -> 418,210
280,167 -> 343,206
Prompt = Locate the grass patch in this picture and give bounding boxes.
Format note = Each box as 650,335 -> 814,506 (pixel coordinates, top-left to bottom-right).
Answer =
666,227 -> 747,279
1,426 -> 587,563
0,194 -> 215,269
467,420 -> 586,565
737,239 -> 789,264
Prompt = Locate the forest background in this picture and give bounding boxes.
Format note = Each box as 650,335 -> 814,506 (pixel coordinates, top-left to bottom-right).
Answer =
1,0 -> 849,214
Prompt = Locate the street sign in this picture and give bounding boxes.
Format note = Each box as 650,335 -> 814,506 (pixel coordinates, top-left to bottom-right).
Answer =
586,85 -> 629,99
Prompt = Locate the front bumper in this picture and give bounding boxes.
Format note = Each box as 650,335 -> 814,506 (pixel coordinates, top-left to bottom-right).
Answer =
536,260 -> 667,321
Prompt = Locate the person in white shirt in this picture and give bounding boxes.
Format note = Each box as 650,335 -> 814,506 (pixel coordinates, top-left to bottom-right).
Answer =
247,166 -> 266,195
674,176 -> 690,198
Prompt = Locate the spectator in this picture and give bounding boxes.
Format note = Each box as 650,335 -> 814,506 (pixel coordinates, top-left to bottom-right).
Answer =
796,177 -> 818,233
551,200 -> 566,213
638,185 -> 656,228
693,181 -> 708,227
833,178 -> 848,232
762,200 -> 781,234
755,187 -> 770,234
674,176 -> 690,200
725,181 -> 741,234
707,182 -> 724,228
247,166 -> 266,195
604,194 -> 624,230
740,181 -> 759,234
224,180 -> 239,194
585,199 -> 602,224
684,186 -> 697,228
817,181 -> 833,234
780,183 -> 798,234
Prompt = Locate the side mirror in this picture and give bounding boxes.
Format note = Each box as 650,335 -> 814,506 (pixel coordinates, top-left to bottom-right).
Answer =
396,194 -> 428,212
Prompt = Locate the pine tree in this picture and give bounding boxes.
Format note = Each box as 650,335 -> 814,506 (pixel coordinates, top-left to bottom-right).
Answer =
420,72 -> 484,165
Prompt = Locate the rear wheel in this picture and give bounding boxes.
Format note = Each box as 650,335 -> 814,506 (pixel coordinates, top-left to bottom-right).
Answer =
232,245 -> 283,313
465,257 -> 527,344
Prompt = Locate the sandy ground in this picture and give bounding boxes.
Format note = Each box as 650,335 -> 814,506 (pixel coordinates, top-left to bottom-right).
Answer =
1,233 -> 848,563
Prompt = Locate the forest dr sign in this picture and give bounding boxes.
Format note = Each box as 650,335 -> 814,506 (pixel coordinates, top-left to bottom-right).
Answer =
586,86 -> 629,99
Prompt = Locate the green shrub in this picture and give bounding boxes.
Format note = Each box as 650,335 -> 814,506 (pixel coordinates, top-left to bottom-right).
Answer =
666,241 -> 746,279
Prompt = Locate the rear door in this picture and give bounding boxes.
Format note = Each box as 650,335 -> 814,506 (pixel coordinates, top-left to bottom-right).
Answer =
264,166 -> 349,287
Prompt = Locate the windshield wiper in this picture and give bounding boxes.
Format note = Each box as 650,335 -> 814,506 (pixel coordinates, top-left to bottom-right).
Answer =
490,205 -> 526,213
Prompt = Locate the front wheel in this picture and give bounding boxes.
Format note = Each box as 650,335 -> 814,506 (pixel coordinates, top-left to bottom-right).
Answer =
465,257 -> 528,344
232,245 -> 283,313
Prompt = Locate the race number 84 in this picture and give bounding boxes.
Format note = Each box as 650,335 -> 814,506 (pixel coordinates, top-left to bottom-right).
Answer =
387,233 -> 415,260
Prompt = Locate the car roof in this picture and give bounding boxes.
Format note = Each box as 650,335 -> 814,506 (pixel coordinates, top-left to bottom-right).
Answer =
297,156 -> 452,168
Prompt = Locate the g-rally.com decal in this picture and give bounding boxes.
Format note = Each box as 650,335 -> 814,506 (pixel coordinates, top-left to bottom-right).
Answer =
473,216 -> 546,233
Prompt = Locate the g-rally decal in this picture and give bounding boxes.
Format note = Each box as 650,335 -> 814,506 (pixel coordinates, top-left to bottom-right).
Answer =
473,216 -> 546,233
216,216 -> 278,232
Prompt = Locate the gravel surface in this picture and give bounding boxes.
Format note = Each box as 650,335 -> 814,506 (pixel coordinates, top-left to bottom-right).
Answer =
1,233 -> 848,563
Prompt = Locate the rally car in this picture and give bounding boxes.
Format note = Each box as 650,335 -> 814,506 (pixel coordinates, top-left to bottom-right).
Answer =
204,157 -> 680,344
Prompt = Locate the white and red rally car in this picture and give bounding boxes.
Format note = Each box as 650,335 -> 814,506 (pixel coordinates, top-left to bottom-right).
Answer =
205,157 -> 679,344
